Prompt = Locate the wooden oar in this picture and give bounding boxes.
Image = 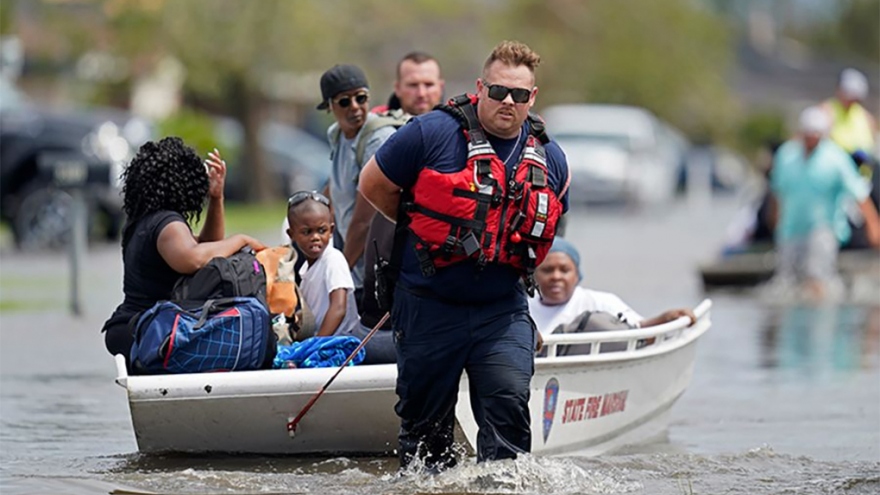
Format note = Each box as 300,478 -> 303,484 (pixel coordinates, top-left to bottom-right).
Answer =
286,311 -> 391,437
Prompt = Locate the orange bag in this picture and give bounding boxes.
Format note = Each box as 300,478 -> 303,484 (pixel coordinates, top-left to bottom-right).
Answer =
256,245 -> 316,343
256,245 -> 299,317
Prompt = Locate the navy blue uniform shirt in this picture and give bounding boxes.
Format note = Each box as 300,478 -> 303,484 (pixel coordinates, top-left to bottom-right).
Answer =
375,108 -> 570,303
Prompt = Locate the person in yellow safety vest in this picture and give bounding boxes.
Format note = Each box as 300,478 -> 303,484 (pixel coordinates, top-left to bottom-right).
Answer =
820,69 -> 880,250
822,68 -> 878,156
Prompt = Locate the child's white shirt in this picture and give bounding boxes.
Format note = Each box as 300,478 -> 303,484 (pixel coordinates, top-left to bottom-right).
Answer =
298,246 -> 360,336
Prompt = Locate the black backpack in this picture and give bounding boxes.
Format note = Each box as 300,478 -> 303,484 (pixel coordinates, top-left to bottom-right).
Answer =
167,248 -> 275,370
171,248 -> 268,308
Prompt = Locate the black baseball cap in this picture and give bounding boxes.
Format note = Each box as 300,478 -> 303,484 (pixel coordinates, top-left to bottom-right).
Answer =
317,64 -> 369,110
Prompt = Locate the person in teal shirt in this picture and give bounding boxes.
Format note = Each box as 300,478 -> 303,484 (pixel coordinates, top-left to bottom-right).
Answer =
769,106 -> 880,299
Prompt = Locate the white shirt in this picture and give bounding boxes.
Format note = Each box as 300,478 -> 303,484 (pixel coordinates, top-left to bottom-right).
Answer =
298,247 -> 360,336
528,286 -> 643,337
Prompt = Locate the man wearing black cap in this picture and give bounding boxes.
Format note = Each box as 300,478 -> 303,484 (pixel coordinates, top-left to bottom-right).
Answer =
314,64 -> 398,308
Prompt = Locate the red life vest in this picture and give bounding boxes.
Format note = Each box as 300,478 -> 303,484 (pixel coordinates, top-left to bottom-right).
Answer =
402,94 -> 563,287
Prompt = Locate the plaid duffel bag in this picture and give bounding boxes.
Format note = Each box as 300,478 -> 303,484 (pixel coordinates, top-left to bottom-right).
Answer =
130,297 -> 273,374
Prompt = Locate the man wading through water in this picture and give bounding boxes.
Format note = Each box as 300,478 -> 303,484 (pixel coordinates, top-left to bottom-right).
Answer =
360,40 -> 570,471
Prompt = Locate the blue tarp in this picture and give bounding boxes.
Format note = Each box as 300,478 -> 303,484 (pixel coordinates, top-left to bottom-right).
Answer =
273,336 -> 365,369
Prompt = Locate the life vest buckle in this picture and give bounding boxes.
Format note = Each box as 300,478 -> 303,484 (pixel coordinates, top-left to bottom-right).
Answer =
509,211 -> 526,232
527,245 -> 537,261
507,180 -> 523,201
415,246 -> 436,277
441,235 -> 457,258
524,273 -> 537,297
460,231 -> 481,256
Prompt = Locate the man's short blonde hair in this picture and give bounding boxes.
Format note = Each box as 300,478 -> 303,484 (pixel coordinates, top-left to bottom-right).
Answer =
482,40 -> 541,77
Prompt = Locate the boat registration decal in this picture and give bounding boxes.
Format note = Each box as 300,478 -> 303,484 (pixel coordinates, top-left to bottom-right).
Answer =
542,378 -> 559,443
561,389 -> 629,424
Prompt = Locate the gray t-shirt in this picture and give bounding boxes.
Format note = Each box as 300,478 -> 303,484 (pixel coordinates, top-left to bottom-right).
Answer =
327,114 -> 397,289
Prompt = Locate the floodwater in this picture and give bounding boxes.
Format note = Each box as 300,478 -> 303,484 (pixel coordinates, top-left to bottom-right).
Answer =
1,194 -> 878,495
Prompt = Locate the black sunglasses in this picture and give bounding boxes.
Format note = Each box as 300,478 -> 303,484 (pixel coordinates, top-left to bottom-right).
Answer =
483,81 -> 532,104
333,92 -> 369,108
288,190 -> 330,207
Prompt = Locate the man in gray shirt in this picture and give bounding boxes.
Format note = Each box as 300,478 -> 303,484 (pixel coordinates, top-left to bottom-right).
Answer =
316,64 -> 397,303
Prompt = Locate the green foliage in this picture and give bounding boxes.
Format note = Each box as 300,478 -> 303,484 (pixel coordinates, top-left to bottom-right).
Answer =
34,0 -> 850,164
157,107 -> 225,157
0,274 -> 58,314
0,1 -> 14,35
737,111 -> 788,154
803,0 -> 879,63
191,199 -> 288,239
0,299 -> 56,313
83,79 -> 132,108
837,0 -> 880,62
498,0 -> 738,143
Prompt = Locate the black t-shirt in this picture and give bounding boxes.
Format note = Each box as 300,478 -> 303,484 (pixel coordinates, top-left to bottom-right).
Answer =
102,210 -> 188,332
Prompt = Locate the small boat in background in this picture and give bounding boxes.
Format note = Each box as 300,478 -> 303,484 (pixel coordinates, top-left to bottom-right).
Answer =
698,247 -> 879,289
114,300 -> 712,457
702,155 -> 880,292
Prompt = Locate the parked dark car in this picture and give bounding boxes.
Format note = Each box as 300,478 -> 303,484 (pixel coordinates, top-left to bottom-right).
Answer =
0,78 -> 152,249
219,119 -> 331,201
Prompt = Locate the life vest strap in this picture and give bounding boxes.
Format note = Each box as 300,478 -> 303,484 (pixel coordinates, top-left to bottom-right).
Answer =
526,113 -> 550,145
528,166 -> 547,188
523,273 -> 537,297
451,188 -> 487,201
414,243 -> 437,277
406,202 -> 486,231
475,159 -> 492,177
448,188 -> 495,232
449,94 -> 472,107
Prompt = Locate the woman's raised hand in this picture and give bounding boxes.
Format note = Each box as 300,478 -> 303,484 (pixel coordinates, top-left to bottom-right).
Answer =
205,148 -> 227,200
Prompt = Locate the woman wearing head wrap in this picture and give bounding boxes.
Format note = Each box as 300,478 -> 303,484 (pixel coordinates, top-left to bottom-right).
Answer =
529,237 -> 695,339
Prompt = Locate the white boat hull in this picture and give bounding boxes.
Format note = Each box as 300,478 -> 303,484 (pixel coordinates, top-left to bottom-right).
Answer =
116,300 -> 712,456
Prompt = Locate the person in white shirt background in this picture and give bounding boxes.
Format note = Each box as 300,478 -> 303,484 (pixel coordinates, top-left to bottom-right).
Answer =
528,237 -> 696,338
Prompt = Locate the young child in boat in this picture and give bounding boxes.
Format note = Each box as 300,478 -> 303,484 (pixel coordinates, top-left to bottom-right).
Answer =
286,191 -> 360,337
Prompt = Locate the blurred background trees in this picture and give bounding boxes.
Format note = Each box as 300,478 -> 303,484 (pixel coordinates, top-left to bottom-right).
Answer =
2,0 -> 877,202
496,0 -> 737,142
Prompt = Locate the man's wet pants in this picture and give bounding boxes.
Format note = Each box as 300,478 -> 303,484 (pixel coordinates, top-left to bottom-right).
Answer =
392,285 -> 535,470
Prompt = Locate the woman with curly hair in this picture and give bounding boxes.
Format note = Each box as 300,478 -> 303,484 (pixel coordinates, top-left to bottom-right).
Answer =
101,137 -> 266,368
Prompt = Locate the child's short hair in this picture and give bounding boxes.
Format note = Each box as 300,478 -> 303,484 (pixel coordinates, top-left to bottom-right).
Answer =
287,191 -> 331,221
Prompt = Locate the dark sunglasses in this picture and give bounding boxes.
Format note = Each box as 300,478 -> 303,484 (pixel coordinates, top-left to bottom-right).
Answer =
288,190 -> 330,207
483,81 -> 532,104
333,92 -> 369,108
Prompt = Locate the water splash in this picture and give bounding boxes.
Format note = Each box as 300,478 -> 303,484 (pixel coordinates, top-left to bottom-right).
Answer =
387,455 -> 641,494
